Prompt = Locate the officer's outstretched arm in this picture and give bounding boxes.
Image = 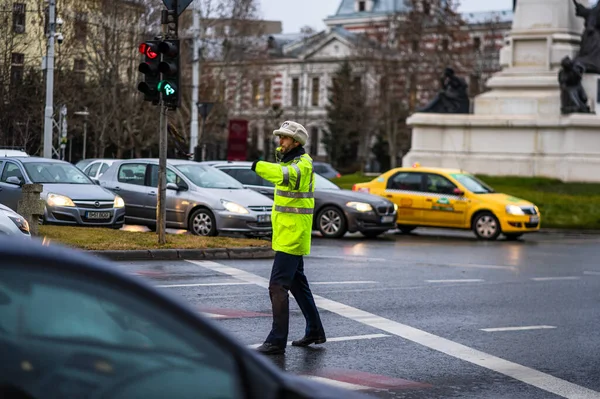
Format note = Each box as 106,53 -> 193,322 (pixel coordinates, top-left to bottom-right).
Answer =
252,161 -> 298,188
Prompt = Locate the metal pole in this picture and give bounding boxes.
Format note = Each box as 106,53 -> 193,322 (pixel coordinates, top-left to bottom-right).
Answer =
201,117 -> 206,161
82,117 -> 87,159
190,0 -> 200,156
43,0 -> 56,158
157,101 -> 167,244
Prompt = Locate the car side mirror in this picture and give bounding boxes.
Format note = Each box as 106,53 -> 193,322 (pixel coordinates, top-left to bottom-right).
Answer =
453,188 -> 464,196
166,182 -> 179,191
6,176 -> 23,186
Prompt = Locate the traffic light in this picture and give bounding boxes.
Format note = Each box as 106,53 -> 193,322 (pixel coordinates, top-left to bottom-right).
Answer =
137,41 -> 161,104
158,39 -> 180,109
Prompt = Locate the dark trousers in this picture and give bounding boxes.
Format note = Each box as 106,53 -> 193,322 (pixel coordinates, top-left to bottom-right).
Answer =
265,251 -> 324,347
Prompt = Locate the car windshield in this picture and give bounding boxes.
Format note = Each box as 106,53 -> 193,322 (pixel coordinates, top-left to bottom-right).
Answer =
314,173 -> 340,190
24,162 -> 92,184
451,173 -> 495,194
175,164 -> 244,189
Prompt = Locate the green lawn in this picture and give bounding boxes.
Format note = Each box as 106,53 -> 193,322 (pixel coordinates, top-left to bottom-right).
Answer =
39,226 -> 270,250
334,173 -> 600,230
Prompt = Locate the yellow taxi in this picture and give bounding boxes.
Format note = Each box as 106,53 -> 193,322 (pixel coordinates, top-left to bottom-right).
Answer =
352,164 -> 540,240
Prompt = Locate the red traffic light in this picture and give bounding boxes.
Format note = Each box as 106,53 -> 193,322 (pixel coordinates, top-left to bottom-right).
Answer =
139,42 -> 158,59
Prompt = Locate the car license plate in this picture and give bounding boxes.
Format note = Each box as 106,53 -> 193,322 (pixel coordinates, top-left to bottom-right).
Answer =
529,216 -> 539,223
86,211 -> 112,220
381,215 -> 395,223
258,214 -> 271,223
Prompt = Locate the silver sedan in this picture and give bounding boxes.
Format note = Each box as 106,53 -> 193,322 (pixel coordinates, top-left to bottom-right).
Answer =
98,159 -> 273,237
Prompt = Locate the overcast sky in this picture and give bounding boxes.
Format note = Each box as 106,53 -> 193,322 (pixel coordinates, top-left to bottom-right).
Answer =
257,0 -> 513,33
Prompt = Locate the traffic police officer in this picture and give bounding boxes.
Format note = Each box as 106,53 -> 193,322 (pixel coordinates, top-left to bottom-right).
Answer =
252,121 -> 326,355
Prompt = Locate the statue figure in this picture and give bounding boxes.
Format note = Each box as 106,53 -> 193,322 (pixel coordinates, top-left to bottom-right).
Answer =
559,56 -> 591,114
572,0 -> 600,74
418,68 -> 470,114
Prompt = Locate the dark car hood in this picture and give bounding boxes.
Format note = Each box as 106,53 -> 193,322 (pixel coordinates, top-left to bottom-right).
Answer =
42,184 -> 116,201
316,189 -> 392,205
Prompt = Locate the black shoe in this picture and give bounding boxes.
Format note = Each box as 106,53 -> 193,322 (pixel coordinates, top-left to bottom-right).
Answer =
256,342 -> 285,355
291,335 -> 327,347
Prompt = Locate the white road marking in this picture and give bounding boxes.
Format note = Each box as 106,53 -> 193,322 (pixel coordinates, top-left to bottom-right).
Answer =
188,260 -> 600,399
247,333 -> 390,349
426,279 -> 484,283
481,326 -> 557,332
311,281 -> 377,285
303,376 -> 370,391
308,255 -> 387,262
531,277 -> 581,281
584,271 -> 600,276
420,262 -> 516,271
156,282 -> 252,288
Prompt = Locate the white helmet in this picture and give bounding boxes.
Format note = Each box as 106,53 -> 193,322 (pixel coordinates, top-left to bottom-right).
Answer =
273,121 -> 309,146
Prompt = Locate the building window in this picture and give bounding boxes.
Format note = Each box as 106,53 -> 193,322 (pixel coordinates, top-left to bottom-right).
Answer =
10,52 -> 24,85
442,38 -> 449,50
473,36 -> 481,51
263,79 -> 271,107
311,77 -> 320,107
310,126 -> 319,155
218,80 -> 226,102
291,78 -> 299,107
13,3 -> 26,34
358,0 -> 366,12
251,80 -> 260,107
353,76 -> 362,91
423,1 -> 431,15
74,12 -> 88,44
74,59 -> 86,85
411,40 -> 419,52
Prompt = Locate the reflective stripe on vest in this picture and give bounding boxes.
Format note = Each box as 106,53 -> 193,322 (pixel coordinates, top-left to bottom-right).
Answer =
282,166 -> 290,185
290,163 -> 301,190
275,205 -> 313,214
277,190 -> 314,199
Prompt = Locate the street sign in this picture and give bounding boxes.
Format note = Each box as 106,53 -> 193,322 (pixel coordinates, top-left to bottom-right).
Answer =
162,0 -> 194,16
197,102 -> 214,120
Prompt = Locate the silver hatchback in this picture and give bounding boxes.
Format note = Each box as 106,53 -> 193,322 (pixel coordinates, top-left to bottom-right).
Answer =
98,159 -> 273,236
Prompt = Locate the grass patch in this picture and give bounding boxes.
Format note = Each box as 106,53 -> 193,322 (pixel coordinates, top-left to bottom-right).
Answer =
39,225 -> 270,251
334,173 -> 600,230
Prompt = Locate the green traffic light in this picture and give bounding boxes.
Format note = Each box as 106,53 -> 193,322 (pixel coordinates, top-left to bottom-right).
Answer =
157,80 -> 177,97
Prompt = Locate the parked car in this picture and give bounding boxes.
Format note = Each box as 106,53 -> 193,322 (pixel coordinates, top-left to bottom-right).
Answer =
0,204 -> 30,238
0,157 -> 126,229
81,159 -> 115,182
0,147 -> 28,158
353,164 -> 541,240
75,158 -> 97,171
206,161 -> 397,238
0,239 -> 371,399
313,161 -> 341,179
98,159 -> 273,237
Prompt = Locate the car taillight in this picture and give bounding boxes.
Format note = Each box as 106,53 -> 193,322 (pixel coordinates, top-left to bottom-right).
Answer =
336,173 -> 341,178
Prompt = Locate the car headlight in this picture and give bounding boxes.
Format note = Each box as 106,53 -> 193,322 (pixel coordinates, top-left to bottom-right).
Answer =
393,203 -> 398,212
346,201 -> 373,212
47,193 -> 75,207
113,195 -> 125,208
8,215 -> 30,234
221,200 -> 249,214
506,205 -> 525,215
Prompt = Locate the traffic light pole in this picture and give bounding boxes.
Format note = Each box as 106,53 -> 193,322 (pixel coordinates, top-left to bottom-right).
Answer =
43,0 -> 56,158
157,99 -> 168,244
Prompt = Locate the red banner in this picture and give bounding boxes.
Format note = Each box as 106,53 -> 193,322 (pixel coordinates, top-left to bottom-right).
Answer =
227,119 -> 248,161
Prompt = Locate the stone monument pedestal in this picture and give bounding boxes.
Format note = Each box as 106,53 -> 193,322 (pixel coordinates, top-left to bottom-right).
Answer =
403,0 -> 600,182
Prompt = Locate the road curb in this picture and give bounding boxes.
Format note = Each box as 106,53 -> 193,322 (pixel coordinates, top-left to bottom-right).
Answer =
87,247 -> 275,261
538,228 -> 600,235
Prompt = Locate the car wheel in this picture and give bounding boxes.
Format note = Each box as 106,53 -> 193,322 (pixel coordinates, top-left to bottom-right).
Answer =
504,233 -> 523,241
472,212 -> 501,240
189,208 -> 218,236
317,206 -> 347,238
361,230 -> 385,239
397,225 -> 416,234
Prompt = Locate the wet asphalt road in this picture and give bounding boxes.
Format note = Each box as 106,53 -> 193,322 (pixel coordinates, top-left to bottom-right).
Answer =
113,229 -> 600,398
